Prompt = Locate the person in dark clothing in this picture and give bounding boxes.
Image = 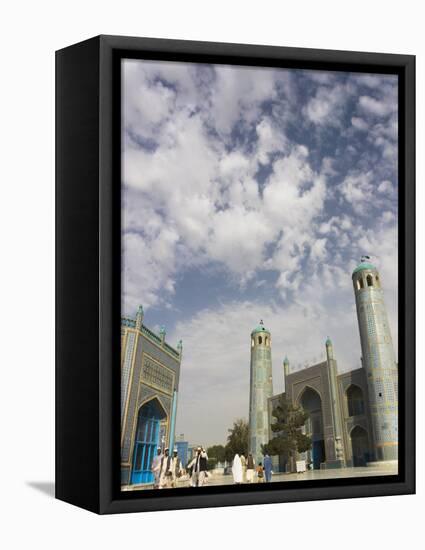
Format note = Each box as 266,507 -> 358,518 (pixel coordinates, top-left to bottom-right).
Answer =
187,446 -> 208,486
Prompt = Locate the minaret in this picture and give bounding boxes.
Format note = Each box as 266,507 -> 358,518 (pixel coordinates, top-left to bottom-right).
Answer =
248,320 -> 274,465
135,304 -> 144,330
325,337 -> 345,466
159,325 -> 166,345
352,258 -> 398,461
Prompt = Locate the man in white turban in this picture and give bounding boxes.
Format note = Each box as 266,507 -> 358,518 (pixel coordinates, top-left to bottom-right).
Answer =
187,447 -> 208,487
151,447 -> 162,488
232,453 -> 243,484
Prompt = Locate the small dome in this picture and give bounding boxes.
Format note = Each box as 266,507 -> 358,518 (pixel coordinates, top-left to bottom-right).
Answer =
251,319 -> 270,335
352,260 -> 376,276
283,356 -> 289,365
325,336 -> 332,346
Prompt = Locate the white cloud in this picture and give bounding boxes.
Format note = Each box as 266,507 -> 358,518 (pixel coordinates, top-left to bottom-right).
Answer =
339,171 -> 376,215
256,117 -> 288,164
378,180 -> 393,195
358,94 -> 396,117
310,238 -> 327,260
122,63 -> 332,313
304,83 -> 353,126
351,116 -> 368,131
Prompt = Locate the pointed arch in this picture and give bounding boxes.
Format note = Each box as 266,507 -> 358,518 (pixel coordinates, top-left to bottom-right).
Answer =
346,384 -> 365,416
131,397 -> 168,485
297,386 -> 325,469
350,425 -> 370,466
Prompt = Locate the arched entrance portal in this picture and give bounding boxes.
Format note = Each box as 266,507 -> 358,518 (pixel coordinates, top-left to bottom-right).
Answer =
346,384 -> 365,417
350,425 -> 370,466
300,387 -> 325,469
131,398 -> 167,484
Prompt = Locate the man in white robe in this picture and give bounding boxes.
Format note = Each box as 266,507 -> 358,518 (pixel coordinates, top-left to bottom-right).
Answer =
246,453 -> 255,483
232,453 -> 243,484
151,448 -> 162,488
158,448 -> 173,489
240,454 -> 247,482
170,449 -> 182,488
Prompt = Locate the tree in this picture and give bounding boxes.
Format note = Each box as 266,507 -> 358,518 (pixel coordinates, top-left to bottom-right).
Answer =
262,397 -> 312,466
224,418 -> 249,462
207,444 -> 226,464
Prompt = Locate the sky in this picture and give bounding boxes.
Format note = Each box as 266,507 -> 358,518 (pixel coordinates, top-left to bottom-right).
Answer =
121,59 -> 398,447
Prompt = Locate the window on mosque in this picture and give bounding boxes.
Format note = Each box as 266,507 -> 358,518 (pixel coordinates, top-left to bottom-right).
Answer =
366,274 -> 373,287
359,278 -> 364,289
258,336 -> 262,345
375,275 -> 380,287
347,385 -> 365,416
265,336 -> 268,346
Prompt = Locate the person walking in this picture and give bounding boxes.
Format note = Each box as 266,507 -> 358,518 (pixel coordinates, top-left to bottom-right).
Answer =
170,449 -> 182,488
151,447 -> 162,488
158,448 -> 173,489
232,453 -> 243,484
240,453 -> 247,483
187,447 -> 208,487
256,462 -> 264,483
246,453 -> 255,483
263,453 -> 273,483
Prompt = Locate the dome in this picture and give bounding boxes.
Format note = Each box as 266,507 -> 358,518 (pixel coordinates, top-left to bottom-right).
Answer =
251,320 -> 270,335
325,336 -> 332,346
352,261 -> 376,276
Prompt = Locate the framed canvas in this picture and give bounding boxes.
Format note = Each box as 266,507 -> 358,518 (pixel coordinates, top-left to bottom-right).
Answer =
56,35 -> 415,514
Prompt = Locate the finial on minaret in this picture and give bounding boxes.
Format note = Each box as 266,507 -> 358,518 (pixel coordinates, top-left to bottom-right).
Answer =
283,356 -> 290,377
135,305 -> 144,330
325,336 -> 334,360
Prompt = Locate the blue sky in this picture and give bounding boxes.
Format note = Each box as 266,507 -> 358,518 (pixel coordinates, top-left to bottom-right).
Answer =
122,59 -> 398,446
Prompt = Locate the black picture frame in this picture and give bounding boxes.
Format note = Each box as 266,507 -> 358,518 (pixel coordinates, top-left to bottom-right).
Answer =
56,35 -> 415,514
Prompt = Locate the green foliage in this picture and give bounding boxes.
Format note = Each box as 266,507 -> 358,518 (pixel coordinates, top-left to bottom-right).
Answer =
224,418 -> 249,462
264,397 -> 312,459
207,457 -> 218,471
207,444 -> 226,463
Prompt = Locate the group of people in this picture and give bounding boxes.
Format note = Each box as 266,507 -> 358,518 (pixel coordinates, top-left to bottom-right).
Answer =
231,453 -> 273,484
152,447 -> 273,489
152,446 -> 209,489
152,447 -> 183,489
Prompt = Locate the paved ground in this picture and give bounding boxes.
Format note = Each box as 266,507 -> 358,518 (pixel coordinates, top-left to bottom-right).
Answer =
180,463 -> 398,487
196,463 -> 398,487
123,462 -> 398,491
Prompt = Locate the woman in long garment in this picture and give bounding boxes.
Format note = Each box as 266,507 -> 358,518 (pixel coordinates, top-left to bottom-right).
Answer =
232,453 -> 243,484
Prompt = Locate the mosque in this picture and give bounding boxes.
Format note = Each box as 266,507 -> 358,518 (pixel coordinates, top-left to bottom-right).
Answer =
120,306 -> 182,486
248,258 -> 398,471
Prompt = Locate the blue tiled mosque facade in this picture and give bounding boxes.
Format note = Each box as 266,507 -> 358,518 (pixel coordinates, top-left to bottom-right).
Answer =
120,306 -> 182,487
262,260 -> 398,470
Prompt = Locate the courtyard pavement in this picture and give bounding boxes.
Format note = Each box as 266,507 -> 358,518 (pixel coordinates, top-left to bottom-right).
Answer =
176,462 -> 398,488
123,462 -> 398,491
